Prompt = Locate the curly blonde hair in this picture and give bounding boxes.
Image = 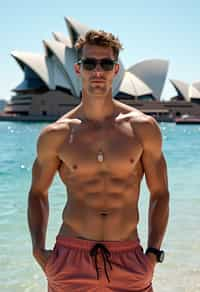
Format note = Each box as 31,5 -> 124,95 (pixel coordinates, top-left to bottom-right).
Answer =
75,30 -> 123,60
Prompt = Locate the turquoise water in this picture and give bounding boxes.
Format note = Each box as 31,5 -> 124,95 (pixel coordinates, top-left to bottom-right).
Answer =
0,122 -> 200,292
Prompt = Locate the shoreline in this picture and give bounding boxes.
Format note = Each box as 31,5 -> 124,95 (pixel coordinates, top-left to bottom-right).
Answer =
0,113 -> 174,123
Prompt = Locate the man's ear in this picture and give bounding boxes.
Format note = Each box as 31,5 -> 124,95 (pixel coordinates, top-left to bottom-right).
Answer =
74,63 -> 81,76
114,63 -> 120,75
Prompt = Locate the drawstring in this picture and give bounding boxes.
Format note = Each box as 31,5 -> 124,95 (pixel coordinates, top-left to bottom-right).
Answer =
90,243 -> 112,283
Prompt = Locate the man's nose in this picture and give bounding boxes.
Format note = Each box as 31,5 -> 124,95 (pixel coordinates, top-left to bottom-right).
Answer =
93,64 -> 104,76
95,63 -> 103,72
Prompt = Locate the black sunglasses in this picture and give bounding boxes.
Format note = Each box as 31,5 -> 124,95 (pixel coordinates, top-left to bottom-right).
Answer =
78,58 -> 117,71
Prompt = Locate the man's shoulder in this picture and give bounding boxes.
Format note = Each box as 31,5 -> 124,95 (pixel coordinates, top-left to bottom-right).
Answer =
115,102 -> 161,143
116,101 -> 156,125
39,120 -> 70,141
130,110 -> 158,128
128,111 -> 162,147
36,122 -> 68,155
40,106 -> 81,140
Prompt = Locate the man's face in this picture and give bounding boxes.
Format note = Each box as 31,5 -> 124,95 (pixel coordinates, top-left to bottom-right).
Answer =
75,44 -> 119,97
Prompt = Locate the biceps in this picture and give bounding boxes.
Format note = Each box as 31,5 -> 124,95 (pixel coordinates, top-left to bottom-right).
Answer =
30,157 -> 61,194
142,151 -> 168,195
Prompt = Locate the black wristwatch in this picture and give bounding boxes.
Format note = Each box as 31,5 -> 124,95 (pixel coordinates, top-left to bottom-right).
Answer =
145,247 -> 165,263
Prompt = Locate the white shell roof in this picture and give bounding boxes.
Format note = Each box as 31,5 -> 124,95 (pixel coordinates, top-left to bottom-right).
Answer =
112,59 -> 125,96
119,71 -> 152,97
52,32 -> 72,48
44,39 -> 81,96
128,59 -> 169,100
43,40 -> 79,96
48,54 -> 73,92
189,85 -> 200,99
11,51 -> 55,90
53,60 -> 72,91
64,47 -> 81,97
192,81 -> 200,98
170,79 -> 190,101
65,17 -> 91,45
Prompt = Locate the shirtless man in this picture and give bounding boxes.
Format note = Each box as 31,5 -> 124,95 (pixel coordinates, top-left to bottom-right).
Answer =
28,30 -> 169,292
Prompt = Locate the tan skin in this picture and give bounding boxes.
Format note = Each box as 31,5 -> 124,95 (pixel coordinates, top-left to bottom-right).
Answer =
28,44 -> 169,272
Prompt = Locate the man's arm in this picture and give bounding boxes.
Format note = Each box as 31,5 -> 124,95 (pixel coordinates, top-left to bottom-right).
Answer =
27,125 -> 62,269
116,111 -> 169,255
141,117 -> 170,254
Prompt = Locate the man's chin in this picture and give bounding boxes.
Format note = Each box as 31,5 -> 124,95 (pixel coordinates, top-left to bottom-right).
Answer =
88,88 -> 108,96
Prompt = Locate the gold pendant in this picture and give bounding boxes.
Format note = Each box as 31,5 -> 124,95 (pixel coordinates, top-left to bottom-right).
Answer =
97,151 -> 104,162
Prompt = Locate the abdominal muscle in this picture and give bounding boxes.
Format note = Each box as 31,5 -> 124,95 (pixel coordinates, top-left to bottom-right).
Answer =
58,188 -> 140,241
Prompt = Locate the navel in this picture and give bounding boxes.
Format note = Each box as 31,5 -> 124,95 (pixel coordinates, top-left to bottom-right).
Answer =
130,158 -> 134,164
100,212 -> 108,216
72,164 -> 78,170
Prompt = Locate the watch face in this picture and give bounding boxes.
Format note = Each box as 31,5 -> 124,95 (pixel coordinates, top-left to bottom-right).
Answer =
159,251 -> 165,262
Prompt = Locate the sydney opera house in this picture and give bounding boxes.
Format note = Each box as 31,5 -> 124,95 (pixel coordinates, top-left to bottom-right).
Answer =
1,17 -> 200,122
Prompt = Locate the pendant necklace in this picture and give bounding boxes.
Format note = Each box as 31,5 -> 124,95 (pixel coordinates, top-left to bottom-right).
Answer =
97,150 -> 104,163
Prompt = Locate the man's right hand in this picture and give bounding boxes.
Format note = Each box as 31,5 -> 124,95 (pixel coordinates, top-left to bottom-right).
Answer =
33,247 -> 53,271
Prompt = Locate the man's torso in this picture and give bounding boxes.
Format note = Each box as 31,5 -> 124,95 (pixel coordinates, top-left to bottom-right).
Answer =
51,102 -> 147,241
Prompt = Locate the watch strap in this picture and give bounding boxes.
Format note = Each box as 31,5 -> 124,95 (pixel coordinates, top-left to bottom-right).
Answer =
145,247 -> 165,263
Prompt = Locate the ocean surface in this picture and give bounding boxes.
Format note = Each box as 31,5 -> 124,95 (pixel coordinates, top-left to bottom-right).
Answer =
0,121 -> 200,292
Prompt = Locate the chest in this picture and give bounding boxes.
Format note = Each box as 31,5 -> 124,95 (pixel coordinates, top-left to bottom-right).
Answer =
58,122 -> 143,176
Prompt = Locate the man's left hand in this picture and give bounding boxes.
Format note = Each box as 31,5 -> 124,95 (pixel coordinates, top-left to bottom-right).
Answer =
146,252 -> 157,268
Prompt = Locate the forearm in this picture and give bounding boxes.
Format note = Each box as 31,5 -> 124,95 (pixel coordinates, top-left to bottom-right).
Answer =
27,191 -> 49,252
147,192 -> 169,249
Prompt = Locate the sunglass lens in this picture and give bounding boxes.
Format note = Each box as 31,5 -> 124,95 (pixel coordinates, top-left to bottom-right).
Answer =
82,59 -> 96,70
101,59 -> 115,71
80,58 -> 116,71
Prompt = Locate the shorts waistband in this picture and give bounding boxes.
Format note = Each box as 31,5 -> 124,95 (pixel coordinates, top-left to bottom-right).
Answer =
56,235 -> 140,252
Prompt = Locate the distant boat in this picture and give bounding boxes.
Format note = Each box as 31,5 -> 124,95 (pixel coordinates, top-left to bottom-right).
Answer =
175,115 -> 200,124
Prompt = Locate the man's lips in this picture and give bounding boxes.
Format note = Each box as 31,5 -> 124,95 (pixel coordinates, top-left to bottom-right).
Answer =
91,79 -> 105,83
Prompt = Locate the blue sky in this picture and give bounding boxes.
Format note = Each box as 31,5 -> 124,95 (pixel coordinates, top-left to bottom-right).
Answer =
0,0 -> 200,101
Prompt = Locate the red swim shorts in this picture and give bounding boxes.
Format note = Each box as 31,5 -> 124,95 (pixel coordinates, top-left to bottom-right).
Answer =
44,235 -> 154,291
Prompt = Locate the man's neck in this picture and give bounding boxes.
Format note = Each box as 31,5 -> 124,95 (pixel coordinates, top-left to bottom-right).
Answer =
81,93 -> 116,123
